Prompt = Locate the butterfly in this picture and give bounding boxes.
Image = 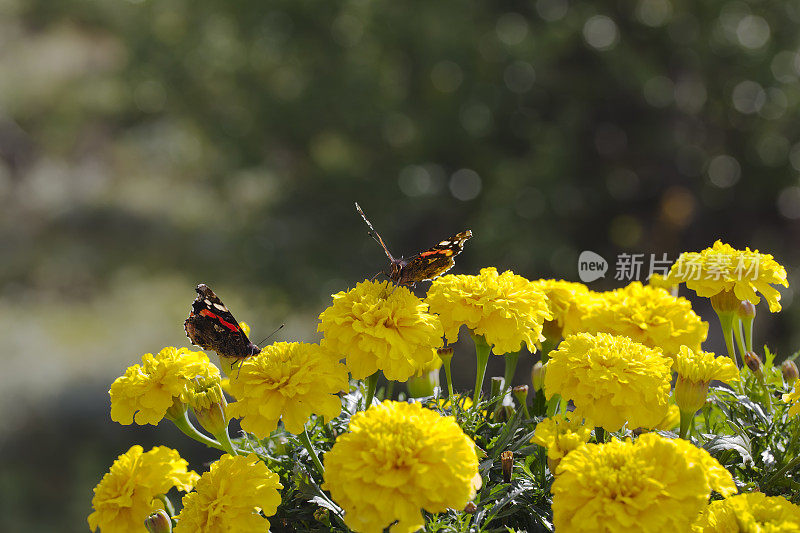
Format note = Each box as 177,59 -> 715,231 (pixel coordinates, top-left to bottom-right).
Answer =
355,202 -> 472,286
184,283 -> 261,366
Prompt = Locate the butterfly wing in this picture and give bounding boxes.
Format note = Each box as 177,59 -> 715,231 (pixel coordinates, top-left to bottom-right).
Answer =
184,284 -> 260,360
397,230 -> 472,285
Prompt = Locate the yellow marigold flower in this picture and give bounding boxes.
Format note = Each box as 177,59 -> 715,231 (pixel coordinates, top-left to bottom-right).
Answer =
674,345 -> 739,414
110,347 -> 220,425
227,342 -> 348,437
531,279 -> 591,337
426,267 -> 552,355
322,400 -> 480,533
694,493 -> 800,532
531,415 -> 592,461
544,333 -> 673,431
579,282 -> 709,357
666,240 -> 789,312
783,383 -> 800,418
552,433 -> 734,533
89,445 -> 198,533
319,280 -> 443,381
174,453 -> 282,533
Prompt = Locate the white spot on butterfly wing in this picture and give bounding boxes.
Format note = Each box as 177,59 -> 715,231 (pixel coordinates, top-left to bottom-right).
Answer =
213,303 -> 228,312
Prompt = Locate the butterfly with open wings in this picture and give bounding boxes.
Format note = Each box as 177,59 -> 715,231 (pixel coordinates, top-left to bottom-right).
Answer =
355,202 -> 472,286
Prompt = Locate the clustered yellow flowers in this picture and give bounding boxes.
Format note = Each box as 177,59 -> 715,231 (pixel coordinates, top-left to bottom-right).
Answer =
89,445 -> 198,533
227,341 -> 348,436
544,332 -> 673,431
110,346 -> 220,425
426,267 -> 552,355
552,433 -> 735,533
174,454 -> 282,532
579,281 -> 708,357
693,492 -> 800,532
89,237 -> 796,533
322,401 -> 480,533
318,280 -> 443,381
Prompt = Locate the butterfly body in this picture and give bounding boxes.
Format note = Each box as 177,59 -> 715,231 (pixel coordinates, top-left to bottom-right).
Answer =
355,202 -> 472,286
184,284 -> 260,364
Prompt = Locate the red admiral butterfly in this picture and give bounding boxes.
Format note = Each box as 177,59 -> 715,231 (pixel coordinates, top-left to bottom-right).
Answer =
355,202 -> 472,286
184,284 -> 260,365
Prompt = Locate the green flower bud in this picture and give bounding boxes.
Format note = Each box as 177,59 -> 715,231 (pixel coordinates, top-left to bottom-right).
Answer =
144,510 -> 172,533
782,360 -> 799,385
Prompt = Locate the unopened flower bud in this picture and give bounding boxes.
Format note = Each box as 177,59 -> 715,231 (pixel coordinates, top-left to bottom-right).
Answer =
144,510 -> 172,533
782,360 -> 799,385
501,451 -> 513,483
737,301 -> 756,319
437,347 -> 454,365
531,361 -> 545,392
512,385 -> 528,405
187,376 -> 228,437
463,501 -> 478,513
743,351 -> 763,374
674,376 -> 709,414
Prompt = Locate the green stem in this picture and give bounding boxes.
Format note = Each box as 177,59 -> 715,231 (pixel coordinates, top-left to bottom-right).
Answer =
471,333 -> 492,405
503,351 -> 520,393
155,494 -> 175,517
741,315 -> 754,353
299,427 -> 325,478
733,318 -> 747,357
171,410 -> 226,452
679,410 -> 693,439
443,356 -> 455,405
763,453 -> 800,488
595,427 -> 605,443
363,372 -> 379,411
216,427 -> 239,456
716,310 -> 740,369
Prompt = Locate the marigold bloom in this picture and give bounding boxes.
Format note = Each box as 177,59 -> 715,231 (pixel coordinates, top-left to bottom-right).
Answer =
319,280 -> 443,381
693,492 -> 800,532
531,279 -> 592,337
426,267 -> 552,355
674,346 -> 739,413
227,342 -> 348,437
110,347 -> 220,425
531,415 -> 592,461
544,333 -> 673,431
174,454 -> 282,533
323,400 -> 480,533
89,445 -> 198,533
666,240 -> 789,312
579,282 -> 708,357
552,433 -> 735,533
783,383 -> 800,418
648,272 -> 678,293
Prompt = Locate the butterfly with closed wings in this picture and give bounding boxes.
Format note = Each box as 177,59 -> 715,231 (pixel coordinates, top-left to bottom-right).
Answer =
355,202 -> 472,286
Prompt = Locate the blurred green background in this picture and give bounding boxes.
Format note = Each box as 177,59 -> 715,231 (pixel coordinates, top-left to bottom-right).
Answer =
1,0 -> 799,530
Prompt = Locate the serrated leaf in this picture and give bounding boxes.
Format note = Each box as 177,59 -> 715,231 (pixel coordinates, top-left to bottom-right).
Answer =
703,433 -> 753,465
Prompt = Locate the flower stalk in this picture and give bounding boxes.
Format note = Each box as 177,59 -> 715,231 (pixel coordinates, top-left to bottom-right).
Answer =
363,372 -> 379,411
299,427 -> 326,478
471,333 -> 492,405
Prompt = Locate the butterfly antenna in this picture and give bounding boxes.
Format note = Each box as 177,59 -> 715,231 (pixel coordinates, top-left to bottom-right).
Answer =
257,324 -> 285,347
355,202 -> 395,261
